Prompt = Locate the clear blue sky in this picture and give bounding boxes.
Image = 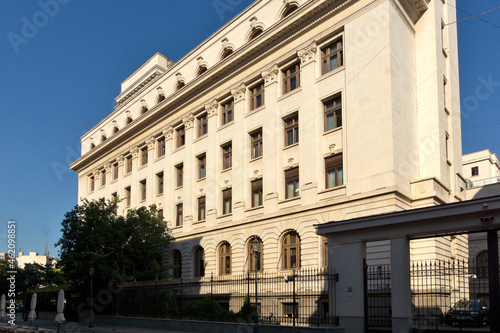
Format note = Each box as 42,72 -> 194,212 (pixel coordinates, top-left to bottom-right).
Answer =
0,1 -> 498,258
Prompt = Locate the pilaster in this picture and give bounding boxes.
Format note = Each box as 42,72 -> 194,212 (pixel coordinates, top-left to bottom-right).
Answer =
205,100 -> 218,227
182,114 -> 195,230
163,126 -> 174,227
231,84 -> 246,220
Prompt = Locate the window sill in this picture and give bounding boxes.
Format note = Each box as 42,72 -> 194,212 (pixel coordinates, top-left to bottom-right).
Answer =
444,106 -> 450,115
111,178 -> 118,184
157,192 -> 164,197
99,185 -> 106,190
323,127 -> 342,136
442,48 -> 449,58
197,177 -> 206,182
283,142 -> 299,151
88,190 -> 95,194
447,159 -> 452,166
217,213 -> 233,221
173,145 -> 185,153
194,134 -> 208,143
279,196 -> 301,204
246,105 -> 265,117
140,199 -> 146,203
316,66 -> 345,84
193,219 -> 206,225
124,172 -> 132,177
246,205 -> 263,212
250,156 -> 263,163
277,87 -> 302,102
155,155 -> 165,162
175,185 -> 183,190
138,164 -> 147,171
318,185 -> 346,194
221,167 -> 232,174
172,225 -> 183,230
217,120 -> 234,132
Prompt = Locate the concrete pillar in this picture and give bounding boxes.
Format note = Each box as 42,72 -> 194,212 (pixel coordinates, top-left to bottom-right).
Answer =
261,65 -> 279,214
390,236 -> 412,333
329,240 -> 366,332
297,43 -> 318,205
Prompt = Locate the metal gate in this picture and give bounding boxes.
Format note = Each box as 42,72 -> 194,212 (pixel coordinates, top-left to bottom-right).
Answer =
364,260 -> 392,332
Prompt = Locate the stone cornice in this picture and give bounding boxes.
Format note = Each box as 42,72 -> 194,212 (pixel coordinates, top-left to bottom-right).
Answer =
115,66 -> 167,109
398,0 -> 428,23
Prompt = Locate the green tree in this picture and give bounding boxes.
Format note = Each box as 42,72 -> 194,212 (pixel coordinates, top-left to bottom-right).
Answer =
55,198 -> 172,287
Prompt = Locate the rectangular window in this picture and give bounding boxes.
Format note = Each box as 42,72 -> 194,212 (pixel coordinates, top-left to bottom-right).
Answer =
100,169 -> 106,187
446,132 -> 450,160
111,192 -> 117,201
157,137 -> 166,158
176,163 -> 183,187
321,38 -> 343,74
222,188 -> 232,215
89,176 -> 95,192
198,114 -> 208,137
284,114 -> 299,146
158,209 -> 163,219
283,63 -> 300,94
140,179 -> 146,201
176,126 -> 185,148
251,179 -> 263,207
285,168 -> 299,199
282,302 -> 298,319
126,155 -> 132,174
140,147 -> 148,166
471,166 -> 479,176
176,203 -> 183,226
198,154 -> 206,179
125,186 -> 131,207
222,99 -> 234,125
324,96 -> 342,132
325,155 -> 343,189
222,143 -> 232,170
250,83 -> 264,110
198,196 -> 206,221
113,163 -> 119,180
157,172 -> 164,195
250,129 -> 263,159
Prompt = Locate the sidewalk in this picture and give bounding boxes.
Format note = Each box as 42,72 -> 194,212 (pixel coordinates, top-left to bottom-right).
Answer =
10,315 -> 197,333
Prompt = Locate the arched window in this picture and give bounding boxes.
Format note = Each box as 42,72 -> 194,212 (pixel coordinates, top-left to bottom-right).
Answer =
221,48 -> 233,60
249,28 -> 263,41
101,135 -> 106,143
157,94 -> 166,103
194,247 -> 205,277
248,237 -> 263,272
176,81 -> 185,91
113,126 -> 119,134
282,231 -> 300,269
126,117 -> 132,125
141,106 -> 148,115
173,250 -> 182,278
219,242 -> 231,275
477,250 -> 488,278
282,4 -> 298,18
197,66 -> 208,76
90,143 -> 96,149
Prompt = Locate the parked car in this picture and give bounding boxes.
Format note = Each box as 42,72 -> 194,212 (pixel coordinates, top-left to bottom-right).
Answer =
445,299 -> 489,327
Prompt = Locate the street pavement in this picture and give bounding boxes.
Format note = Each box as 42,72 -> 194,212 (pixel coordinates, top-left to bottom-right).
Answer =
7,314 -> 198,333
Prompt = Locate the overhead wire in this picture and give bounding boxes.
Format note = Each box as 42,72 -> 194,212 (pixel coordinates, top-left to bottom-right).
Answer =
445,4 -> 500,29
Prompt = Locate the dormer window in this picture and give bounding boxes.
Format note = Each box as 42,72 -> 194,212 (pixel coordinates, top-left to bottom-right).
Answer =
176,81 -> 185,91
221,48 -> 233,60
141,106 -> 148,115
126,116 -> 132,125
197,66 -> 208,76
90,143 -> 96,149
113,126 -> 119,134
101,135 -> 106,143
157,94 -> 166,103
249,28 -> 263,41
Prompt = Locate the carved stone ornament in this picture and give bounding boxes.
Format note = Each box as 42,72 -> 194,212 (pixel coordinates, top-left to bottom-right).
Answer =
249,16 -> 258,29
183,113 -> 195,130
176,72 -> 185,84
126,110 -> 132,118
231,83 -> 246,103
100,129 -> 106,136
132,147 -> 140,159
163,126 -> 174,141
140,99 -> 148,108
298,42 -> 317,66
261,64 -> 279,86
92,170 -> 100,178
104,163 -> 112,174
112,120 -> 118,127
147,138 -> 155,150
221,37 -> 229,49
197,56 -> 204,66
117,155 -> 125,166
205,99 -> 219,118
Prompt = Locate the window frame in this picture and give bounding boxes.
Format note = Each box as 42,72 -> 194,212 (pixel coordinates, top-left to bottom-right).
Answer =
284,114 -> 299,147
139,179 -> 146,201
219,242 -> 232,275
112,163 -> 119,181
176,203 -> 183,227
471,166 -> 479,177
173,250 -> 182,279
126,155 -> 132,174
125,186 -> 131,207
324,96 -> 342,132
157,137 -> 166,158
250,129 -> 263,159
140,147 -> 148,166
194,247 -> 205,277
222,188 -> 232,215
248,237 -> 263,272
222,142 -> 232,170
321,37 -> 343,75
325,154 -> 343,189
198,113 -> 208,137
176,126 -> 185,148
176,163 -> 184,187
100,169 -> 106,187
250,82 -> 264,111
476,250 -> 488,278
89,176 -> 95,192
198,154 -> 206,179
282,231 -> 301,270
198,196 -> 206,221
282,63 -> 300,94
251,179 -> 263,207
157,172 -> 164,195
285,168 -> 300,199
222,99 -> 234,125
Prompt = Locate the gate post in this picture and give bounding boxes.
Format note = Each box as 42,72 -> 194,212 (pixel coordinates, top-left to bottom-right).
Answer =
487,230 -> 500,332
390,236 -> 412,333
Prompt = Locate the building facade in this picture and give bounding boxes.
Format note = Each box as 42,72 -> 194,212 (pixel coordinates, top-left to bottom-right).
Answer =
70,0 -> 465,279
16,251 -> 49,269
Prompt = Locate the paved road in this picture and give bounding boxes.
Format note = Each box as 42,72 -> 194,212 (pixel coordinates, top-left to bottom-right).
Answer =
7,314 -> 196,333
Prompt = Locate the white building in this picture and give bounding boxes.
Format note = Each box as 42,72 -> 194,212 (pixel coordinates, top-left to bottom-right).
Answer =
70,0 -> 464,279
17,251 -> 49,269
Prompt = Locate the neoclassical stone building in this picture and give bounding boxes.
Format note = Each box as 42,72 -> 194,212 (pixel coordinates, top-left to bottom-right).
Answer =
70,0 -> 465,279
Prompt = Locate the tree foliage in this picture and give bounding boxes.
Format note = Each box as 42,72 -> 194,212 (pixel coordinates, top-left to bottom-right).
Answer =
55,199 -> 172,287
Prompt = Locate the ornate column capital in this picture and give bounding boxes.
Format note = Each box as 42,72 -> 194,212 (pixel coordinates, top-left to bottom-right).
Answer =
205,99 -> 219,118
231,83 -> 246,103
261,64 -> 279,86
183,113 -> 195,130
92,170 -> 100,178
117,155 -> 125,167
298,41 -> 317,66
163,126 -> 174,141
131,147 -> 140,159
104,163 -> 112,174
146,137 -> 155,151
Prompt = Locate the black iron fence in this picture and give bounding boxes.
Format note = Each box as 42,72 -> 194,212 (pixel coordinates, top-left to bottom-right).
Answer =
365,263 -> 392,330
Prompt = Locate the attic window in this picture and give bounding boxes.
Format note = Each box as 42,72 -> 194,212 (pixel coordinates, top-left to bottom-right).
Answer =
101,135 -> 107,142
282,4 -> 298,18
197,66 -> 208,76
90,143 -> 96,149
141,106 -> 149,115
113,126 -> 119,134
126,117 -> 133,125
221,49 -> 233,60
249,28 -> 263,41
176,81 -> 185,91
157,94 -> 166,103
